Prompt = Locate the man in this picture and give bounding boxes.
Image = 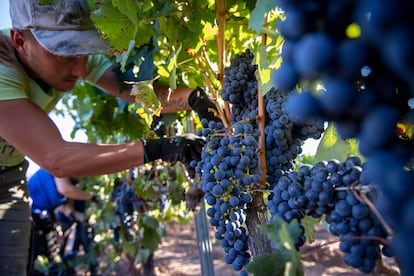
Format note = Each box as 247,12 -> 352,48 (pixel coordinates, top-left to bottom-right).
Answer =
0,0 -> 217,274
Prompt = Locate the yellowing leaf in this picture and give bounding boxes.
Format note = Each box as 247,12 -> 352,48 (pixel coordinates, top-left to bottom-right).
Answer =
131,80 -> 162,125
136,106 -> 153,126
202,21 -> 217,40
397,122 -> 414,140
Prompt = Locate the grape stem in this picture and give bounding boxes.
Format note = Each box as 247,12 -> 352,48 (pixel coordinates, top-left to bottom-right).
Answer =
335,184 -> 394,236
201,45 -> 218,80
195,55 -> 229,127
256,77 -> 267,190
195,55 -> 216,96
196,55 -> 229,127
261,13 -> 268,45
214,0 -> 232,124
249,189 -> 271,193
358,191 -> 395,237
215,0 -> 225,84
344,184 -> 395,237
334,184 -> 375,192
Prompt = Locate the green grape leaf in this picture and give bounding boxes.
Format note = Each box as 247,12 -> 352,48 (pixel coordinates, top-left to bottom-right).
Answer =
167,44 -> 182,90
255,46 -> 273,96
249,0 -> 277,33
257,217 -> 304,276
167,180 -> 185,205
111,0 -> 140,25
314,122 -> 362,161
135,248 -> 152,264
260,216 -> 284,245
139,215 -> 166,252
134,178 -> 159,200
117,40 -> 137,73
202,21 -> 218,40
245,252 -> 291,276
141,215 -> 160,230
279,219 -> 302,251
91,1 -> 139,51
141,227 -> 160,252
91,0 -> 156,51
122,241 -> 139,256
302,216 -> 321,243
280,221 -> 304,276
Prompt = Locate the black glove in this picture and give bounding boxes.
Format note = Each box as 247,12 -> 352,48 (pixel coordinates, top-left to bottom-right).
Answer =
143,134 -> 205,177
188,87 -> 220,122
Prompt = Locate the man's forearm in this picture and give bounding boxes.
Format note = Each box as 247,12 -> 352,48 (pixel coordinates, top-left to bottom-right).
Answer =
96,67 -> 193,113
39,140 -> 145,178
153,84 -> 192,113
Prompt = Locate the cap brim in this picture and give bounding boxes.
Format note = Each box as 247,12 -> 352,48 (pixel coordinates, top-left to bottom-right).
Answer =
31,28 -> 110,56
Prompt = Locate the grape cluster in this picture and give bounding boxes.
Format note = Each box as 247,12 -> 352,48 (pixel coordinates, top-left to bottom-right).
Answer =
266,170 -> 307,248
264,89 -> 324,186
111,173 -> 145,240
327,193 -> 388,273
194,50 -> 263,273
221,50 -> 324,190
221,49 -> 259,122
267,156 -> 390,273
195,118 -> 262,272
321,158 -> 389,273
273,1 -> 414,273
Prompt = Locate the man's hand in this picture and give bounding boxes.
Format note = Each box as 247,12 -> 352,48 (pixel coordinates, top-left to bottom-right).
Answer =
188,87 -> 220,122
143,134 -> 205,177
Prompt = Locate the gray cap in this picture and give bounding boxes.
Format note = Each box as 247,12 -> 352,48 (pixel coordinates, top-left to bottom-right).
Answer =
10,0 -> 109,56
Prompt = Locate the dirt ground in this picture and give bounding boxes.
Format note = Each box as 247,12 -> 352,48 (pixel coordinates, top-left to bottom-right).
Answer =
115,220 -> 400,276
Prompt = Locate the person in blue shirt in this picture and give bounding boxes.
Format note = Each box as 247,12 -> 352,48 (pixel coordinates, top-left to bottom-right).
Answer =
28,168 -> 97,214
28,168 -> 98,274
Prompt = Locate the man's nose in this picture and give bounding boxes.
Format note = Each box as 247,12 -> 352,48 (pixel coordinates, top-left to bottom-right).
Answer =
71,57 -> 87,79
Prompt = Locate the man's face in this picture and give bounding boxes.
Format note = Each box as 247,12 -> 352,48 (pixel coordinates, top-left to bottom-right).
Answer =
15,30 -> 89,92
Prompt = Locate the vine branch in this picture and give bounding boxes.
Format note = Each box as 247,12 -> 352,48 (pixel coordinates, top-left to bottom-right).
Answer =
215,0 -> 231,122
256,78 -> 267,189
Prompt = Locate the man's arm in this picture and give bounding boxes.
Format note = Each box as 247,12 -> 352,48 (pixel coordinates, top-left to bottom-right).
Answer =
0,98 -> 145,177
0,97 -> 203,178
94,67 -> 193,113
54,177 -> 94,201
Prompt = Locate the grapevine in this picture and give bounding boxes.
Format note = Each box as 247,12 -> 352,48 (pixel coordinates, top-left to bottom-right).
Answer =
193,50 -> 326,274
58,0 -> 414,274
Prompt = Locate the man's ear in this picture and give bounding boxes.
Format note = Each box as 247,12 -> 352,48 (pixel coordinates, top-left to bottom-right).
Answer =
10,29 -> 28,53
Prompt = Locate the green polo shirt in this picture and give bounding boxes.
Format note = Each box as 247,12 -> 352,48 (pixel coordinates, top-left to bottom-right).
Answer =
0,33 -> 113,166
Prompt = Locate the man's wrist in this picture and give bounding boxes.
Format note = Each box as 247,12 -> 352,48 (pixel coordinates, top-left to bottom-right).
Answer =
142,139 -> 162,163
